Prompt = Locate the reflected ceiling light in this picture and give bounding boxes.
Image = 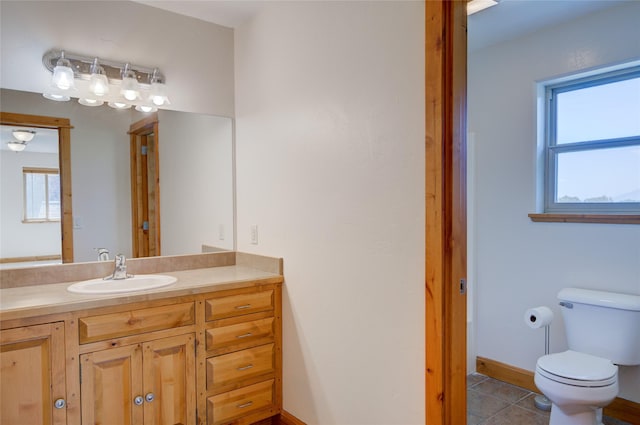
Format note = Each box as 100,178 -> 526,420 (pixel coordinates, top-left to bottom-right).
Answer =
12,129 -> 37,142
7,130 -> 36,152
42,49 -> 169,110
7,140 -> 28,152
467,0 -> 499,15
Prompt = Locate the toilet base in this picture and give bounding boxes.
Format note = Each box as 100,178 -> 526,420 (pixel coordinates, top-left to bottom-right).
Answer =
549,405 -> 603,425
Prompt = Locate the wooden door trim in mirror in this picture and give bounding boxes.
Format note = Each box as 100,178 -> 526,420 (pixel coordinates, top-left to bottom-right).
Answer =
0,112 -> 74,263
129,113 -> 161,258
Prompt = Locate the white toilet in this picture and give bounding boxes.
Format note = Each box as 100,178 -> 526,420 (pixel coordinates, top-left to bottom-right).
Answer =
534,288 -> 640,425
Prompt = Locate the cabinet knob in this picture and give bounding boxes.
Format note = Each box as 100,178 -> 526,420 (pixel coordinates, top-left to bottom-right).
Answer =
54,399 -> 66,409
145,393 -> 155,403
134,396 -> 144,406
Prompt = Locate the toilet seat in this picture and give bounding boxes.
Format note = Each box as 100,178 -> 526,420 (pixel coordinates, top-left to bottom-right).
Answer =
536,350 -> 617,388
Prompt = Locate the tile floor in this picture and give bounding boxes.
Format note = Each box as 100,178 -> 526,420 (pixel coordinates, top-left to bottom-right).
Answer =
467,373 -> 632,425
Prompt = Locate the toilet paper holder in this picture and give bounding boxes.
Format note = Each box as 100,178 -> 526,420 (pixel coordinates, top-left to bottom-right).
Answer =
525,306 -> 553,412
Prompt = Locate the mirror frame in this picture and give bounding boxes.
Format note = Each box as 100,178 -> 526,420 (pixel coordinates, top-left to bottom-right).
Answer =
0,111 -> 74,263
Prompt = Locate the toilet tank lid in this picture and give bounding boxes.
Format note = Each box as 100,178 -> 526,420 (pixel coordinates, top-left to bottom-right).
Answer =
558,288 -> 640,311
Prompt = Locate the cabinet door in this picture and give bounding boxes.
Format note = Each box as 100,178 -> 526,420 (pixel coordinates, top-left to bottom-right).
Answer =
143,334 -> 196,425
0,322 -> 66,425
80,344 -> 143,425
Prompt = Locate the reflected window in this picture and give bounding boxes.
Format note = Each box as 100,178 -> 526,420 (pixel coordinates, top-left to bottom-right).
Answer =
23,167 -> 60,222
544,65 -> 640,213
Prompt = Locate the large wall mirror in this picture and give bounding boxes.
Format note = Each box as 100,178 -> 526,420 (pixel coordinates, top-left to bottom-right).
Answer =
0,88 -> 235,268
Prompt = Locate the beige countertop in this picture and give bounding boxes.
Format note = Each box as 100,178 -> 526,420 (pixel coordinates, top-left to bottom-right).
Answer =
0,265 -> 282,322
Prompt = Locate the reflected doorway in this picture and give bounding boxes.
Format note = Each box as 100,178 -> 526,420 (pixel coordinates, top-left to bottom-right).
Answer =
129,114 -> 160,258
0,112 -> 73,264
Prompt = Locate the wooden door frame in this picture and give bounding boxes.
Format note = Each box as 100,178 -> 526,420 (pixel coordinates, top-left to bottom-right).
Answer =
129,113 -> 161,258
0,112 -> 74,263
425,1 -> 468,423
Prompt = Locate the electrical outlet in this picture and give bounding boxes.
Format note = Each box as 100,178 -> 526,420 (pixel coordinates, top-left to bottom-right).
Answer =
250,225 -> 258,244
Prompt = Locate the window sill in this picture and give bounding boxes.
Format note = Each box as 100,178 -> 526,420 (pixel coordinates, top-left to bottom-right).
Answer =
528,213 -> 640,224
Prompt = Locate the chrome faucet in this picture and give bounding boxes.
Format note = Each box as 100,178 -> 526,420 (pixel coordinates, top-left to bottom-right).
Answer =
95,248 -> 110,261
105,254 -> 132,280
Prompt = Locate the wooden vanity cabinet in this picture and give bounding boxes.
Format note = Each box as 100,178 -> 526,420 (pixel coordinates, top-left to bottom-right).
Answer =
77,302 -> 196,425
0,322 -> 68,425
80,334 -> 196,425
203,287 -> 282,425
1,279 -> 282,425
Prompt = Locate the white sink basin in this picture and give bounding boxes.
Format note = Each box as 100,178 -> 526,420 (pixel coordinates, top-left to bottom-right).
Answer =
67,274 -> 177,294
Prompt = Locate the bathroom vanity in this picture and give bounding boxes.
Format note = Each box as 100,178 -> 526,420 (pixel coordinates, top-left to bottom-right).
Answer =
0,252 -> 283,425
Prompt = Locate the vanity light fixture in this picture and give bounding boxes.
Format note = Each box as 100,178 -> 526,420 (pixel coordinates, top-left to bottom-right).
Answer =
51,51 -> 76,90
120,64 -> 140,101
88,58 -> 109,97
149,69 -> 170,106
42,49 -> 170,112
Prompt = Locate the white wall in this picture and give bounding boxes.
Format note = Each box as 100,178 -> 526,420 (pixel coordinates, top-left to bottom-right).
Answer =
469,3 -> 640,401
235,2 -> 425,423
159,111 -> 234,254
0,0 -> 234,117
0,150 -> 60,258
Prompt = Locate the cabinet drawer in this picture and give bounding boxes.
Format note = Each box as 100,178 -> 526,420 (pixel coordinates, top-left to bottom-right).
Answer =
207,379 -> 274,425
79,302 -> 195,344
206,317 -> 275,353
205,290 -> 274,321
207,343 -> 274,389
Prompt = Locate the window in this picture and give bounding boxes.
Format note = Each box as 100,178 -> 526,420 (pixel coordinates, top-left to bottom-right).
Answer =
544,66 -> 640,215
23,167 -> 60,222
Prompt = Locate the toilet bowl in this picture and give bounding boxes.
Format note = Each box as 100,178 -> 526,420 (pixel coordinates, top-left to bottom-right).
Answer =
532,288 -> 640,425
534,350 -> 618,425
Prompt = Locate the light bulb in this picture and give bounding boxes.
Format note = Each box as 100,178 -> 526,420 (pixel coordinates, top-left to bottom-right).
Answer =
149,81 -> 169,106
89,72 -> 109,97
51,55 -> 75,90
120,68 -> 140,101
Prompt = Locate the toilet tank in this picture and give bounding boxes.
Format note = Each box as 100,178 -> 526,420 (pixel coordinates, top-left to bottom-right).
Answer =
558,288 -> 640,366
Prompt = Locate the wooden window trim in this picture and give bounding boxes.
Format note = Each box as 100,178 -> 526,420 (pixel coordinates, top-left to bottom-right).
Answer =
528,213 -> 640,224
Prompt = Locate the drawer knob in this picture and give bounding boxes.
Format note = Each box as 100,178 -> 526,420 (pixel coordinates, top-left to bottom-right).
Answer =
235,304 -> 252,310
237,401 -> 253,409
237,364 -> 254,371
236,332 -> 253,339
134,396 -> 144,406
54,399 -> 66,409
145,393 -> 155,403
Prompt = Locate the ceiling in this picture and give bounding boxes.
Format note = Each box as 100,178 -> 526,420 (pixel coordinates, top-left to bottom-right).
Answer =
133,0 -> 628,51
